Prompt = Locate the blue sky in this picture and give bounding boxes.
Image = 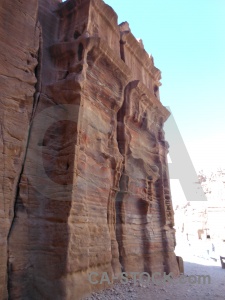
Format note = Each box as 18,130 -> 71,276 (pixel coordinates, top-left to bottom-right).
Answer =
104,0 -> 225,173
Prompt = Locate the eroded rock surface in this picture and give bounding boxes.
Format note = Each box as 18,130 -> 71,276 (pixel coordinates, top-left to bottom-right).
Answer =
0,1 -> 39,299
1,0 -> 179,299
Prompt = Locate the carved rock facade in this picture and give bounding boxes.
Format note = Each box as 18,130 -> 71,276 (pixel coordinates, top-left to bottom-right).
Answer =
0,0 -> 179,299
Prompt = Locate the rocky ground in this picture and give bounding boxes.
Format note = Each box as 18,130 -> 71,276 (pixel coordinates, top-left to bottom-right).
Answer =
82,255 -> 225,300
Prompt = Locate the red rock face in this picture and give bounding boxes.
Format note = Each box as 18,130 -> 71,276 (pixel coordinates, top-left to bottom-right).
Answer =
0,0 -> 39,299
116,79 -> 177,275
1,0 -> 179,299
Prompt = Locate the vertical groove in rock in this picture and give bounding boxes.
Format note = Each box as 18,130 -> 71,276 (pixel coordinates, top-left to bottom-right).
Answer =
115,82 -> 129,271
7,111 -> 36,298
13,1 -> 75,299
115,178 -> 126,271
113,76 -> 179,276
31,23 -> 43,122
157,124 -> 178,274
0,0 -> 39,298
7,15 -> 43,252
1,1 -> 179,299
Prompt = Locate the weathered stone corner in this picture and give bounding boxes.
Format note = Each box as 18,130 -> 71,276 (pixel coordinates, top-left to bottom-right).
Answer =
0,0 -> 179,299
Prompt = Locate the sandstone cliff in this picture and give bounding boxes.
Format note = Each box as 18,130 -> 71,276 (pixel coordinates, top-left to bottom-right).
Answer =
0,1 -> 39,298
1,0 -> 179,299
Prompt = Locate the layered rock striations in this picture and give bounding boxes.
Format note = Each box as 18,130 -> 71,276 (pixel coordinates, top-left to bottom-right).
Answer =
0,1 -> 39,299
1,0 -> 179,299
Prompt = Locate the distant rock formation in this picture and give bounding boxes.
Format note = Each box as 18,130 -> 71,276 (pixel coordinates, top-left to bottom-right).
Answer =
175,169 -> 225,259
0,0 -> 179,299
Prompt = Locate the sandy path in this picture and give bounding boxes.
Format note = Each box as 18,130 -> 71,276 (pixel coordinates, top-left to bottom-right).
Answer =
83,255 -> 225,300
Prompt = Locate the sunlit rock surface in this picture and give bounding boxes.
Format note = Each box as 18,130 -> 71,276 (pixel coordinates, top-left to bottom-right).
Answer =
1,0 -> 179,299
